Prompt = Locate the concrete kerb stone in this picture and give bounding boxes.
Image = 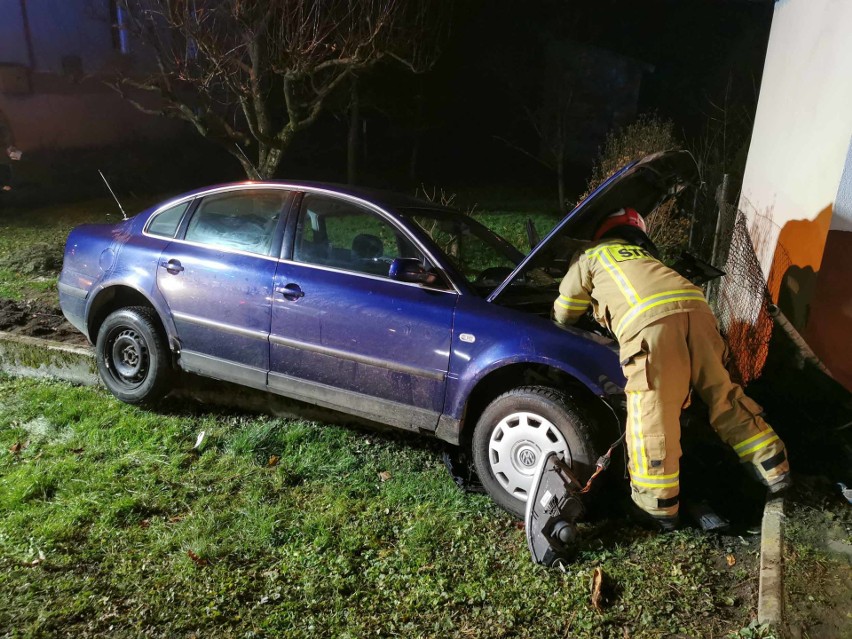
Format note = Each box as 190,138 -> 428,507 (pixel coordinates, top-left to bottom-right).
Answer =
0,330 -> 369,423
758,495 -> 786,632
0,330 -> 99,386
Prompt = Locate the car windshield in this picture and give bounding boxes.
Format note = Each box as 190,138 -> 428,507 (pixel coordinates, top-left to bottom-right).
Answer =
398,208 -> 525,291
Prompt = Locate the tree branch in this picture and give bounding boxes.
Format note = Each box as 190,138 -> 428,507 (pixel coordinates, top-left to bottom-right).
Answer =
493,135 -> 555,172
114,0 -> 451,179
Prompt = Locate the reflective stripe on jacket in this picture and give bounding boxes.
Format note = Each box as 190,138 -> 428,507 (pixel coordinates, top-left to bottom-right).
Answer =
553,239 -> 713,341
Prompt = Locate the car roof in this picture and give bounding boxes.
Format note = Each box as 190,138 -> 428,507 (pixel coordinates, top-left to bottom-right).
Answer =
169,180 -> 446,214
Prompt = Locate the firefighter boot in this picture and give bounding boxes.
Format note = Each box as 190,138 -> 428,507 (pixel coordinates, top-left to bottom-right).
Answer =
624,498 -> 679,532
767,472 -> 793,494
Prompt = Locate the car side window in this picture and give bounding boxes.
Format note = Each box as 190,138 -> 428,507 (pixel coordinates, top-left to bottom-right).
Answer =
184,190 -> 286,256
293,194 -> 437,281
147,201 -> 190,238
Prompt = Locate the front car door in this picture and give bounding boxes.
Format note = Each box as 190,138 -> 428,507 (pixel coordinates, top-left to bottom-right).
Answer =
268,192 -> 458,432
155,187 -> 291,389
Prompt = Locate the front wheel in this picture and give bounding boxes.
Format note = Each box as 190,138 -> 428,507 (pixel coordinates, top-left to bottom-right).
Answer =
471,386 -> 600,518
95,306 -> 173,405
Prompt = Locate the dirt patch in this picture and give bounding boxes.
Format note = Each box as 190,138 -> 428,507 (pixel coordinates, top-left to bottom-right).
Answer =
0,242 -> 63,275
784,477 -> 852,639
0,298 -> 89,346
787,538 -> 852,639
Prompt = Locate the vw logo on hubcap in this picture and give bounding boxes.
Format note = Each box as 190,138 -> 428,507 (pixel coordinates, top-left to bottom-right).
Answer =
518,448 -> 537,467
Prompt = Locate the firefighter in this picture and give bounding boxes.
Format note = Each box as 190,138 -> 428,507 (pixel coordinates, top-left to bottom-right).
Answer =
553,207 -> 791,530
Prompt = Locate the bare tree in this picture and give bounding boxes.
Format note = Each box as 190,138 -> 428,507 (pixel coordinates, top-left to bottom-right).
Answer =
494,39 -> 595,215
111,0 -> 448,179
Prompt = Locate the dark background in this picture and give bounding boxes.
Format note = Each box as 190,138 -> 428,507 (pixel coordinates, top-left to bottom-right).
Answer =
285,0 -> 775,195
5,0 -> 776,208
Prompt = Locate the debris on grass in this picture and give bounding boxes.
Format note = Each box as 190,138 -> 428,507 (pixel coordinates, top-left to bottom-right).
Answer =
186,550 -> 209,568
590,566 -> 605,611
838,482 -> 852,505
8,440 -> 26,454
192,430 -> 206,450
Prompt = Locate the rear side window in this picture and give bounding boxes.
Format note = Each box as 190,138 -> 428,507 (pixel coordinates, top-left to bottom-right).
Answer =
184,190 -> 287,256
147,202 -> 189,238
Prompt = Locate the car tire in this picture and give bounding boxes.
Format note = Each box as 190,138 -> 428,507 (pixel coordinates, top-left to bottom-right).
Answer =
471,386 -> 600,519
96,306 -> 173,405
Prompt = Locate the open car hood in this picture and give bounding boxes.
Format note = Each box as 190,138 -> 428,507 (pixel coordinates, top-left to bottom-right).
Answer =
488,150 -> 700,303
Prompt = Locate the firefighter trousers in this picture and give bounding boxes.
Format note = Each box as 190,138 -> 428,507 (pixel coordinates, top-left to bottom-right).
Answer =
620,311 -> 790,518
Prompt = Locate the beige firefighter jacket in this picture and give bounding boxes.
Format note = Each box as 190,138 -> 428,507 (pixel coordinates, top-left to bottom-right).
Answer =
553,238 -> 714,343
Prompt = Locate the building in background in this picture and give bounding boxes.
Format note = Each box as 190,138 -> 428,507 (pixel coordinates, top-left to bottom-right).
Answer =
0,0 -> 176,151
738,0 -> 852,391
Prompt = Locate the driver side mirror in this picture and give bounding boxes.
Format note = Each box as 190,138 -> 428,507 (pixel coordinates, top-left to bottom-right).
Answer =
389,257 -> 436,285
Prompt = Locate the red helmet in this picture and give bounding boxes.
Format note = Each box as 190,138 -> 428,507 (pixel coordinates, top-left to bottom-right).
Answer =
593,207 -> 646,241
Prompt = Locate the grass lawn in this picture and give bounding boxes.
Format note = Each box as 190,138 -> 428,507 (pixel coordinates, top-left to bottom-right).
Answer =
0,374 -> 769,638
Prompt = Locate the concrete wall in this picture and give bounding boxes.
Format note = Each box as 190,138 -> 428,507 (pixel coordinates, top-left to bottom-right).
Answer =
806,144 -> 852,389
0,0 -> 179,151
738,0 -> 852,390
0,0 -> 116,74
0,78 -> 179,151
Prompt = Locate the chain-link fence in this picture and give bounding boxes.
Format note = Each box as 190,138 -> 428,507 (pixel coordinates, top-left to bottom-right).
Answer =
707,208 -> 790,386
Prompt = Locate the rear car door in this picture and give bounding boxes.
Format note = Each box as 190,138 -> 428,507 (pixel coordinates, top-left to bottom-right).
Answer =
155,188 -> 291,389
268,193 -> 458,432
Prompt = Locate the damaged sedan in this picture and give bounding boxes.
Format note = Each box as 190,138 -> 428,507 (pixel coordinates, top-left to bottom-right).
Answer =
59,150 -> 699,518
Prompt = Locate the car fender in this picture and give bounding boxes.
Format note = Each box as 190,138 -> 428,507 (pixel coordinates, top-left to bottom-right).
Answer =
444,297 -> 625,422
84,274 -> 178,347
445,343 -> 624,420
83,212 -> 184,342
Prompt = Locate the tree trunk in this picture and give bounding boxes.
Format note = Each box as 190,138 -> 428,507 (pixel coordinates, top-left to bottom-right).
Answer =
409,138 -> 420,183
19,0 -> 36,69
258,146 -> 283,180
409,81 -> 424,181
556,153 -> 566,214
347,76 -> 360,185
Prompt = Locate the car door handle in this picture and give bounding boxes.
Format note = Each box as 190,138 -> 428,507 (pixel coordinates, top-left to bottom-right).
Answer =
275,283 -> 304,300
159,258 -> 184,274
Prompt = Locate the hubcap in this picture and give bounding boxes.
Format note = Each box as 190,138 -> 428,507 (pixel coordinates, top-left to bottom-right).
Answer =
109,328 -> 149,385
488,411 -> 570,501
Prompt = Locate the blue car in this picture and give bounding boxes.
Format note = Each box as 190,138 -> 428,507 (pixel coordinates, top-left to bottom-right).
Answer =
59,151 -> 698,516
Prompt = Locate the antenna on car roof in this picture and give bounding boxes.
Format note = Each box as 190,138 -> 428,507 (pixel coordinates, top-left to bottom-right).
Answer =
234,143 -> 262,180
98,170 -> 127,220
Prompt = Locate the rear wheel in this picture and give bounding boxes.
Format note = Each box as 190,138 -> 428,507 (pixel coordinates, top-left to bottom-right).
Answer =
96,306 -> 173,405
471,386 -> 599,518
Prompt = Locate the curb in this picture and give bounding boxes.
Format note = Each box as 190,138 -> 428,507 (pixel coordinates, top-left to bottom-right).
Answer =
757,495 -> 785,631
0,330 -> 99,386
0,330 -> 364,424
